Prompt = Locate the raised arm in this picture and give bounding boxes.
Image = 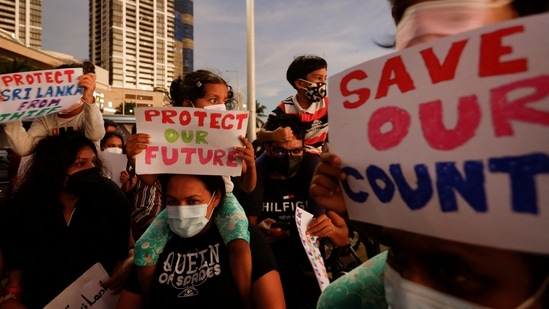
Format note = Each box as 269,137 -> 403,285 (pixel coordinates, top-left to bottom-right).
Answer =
234,135 -> 257,192
256,126 -> 294,143
80,73 -> 105,144
3,119 -> 48,156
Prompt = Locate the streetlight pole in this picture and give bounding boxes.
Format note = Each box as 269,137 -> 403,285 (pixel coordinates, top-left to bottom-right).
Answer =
122,87 -> 125,115
246,0 -> 257,141
225,70 -> 240,110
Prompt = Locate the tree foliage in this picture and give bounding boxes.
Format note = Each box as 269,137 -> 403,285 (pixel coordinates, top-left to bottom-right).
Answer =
0,56 -> 38,74
255,100 -> 268,128
115,101 -> 136,115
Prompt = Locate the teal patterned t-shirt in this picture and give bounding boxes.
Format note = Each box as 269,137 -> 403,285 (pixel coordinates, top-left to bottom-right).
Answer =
317,250 -> 388,309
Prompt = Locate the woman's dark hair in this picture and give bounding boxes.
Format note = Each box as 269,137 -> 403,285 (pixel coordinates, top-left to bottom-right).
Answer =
100,131 -> 125,151
169,70 -> 233,107
286,55 -> 327,89
14,133 -> 103,202
160,174 -> 227,207
264,113 -> 307,141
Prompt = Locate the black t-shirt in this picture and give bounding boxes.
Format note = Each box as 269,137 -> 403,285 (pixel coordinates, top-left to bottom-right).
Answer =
146,224 -> 276,308
3,178 -> 130,309
240,168 -> 325,308
242,167 -> 324,272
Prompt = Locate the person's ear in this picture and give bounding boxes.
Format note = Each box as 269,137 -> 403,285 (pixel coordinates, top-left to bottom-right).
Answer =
212,190 -> 222,209
294,78 -> 307,90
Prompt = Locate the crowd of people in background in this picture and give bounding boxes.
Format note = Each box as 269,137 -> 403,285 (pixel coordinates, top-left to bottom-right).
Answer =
0,0 -> 548,308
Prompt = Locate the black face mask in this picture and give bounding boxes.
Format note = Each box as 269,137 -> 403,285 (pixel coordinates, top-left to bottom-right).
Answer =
270,155 -> 303,178
65,167 -> 104,196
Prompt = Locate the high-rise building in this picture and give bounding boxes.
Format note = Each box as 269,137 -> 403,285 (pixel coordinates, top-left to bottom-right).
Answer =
174,0 -> 194,76
89,0 -> 193,92
0,0 -> 42,49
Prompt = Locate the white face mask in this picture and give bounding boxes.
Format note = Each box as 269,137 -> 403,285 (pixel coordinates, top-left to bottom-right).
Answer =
204,103 -> 227,111
166,192 -> 215,238
395,0 -> 512,50
103,147 -> 123,154
384,263 -> 549,309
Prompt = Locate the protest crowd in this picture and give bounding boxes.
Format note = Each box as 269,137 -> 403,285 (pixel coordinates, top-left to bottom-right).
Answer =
0,0 -> 548,308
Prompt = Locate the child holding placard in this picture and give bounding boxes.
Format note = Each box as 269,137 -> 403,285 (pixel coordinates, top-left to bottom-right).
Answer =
3,62 -> 105,156
126,70 -> 256,308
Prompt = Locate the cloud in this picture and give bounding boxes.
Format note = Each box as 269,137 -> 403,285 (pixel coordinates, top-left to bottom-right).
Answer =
42,0 -> 89,61
41,0 -> 397,112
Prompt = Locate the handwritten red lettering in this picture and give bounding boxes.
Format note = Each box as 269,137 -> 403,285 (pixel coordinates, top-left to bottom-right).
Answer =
341,70 -> 370,109
45,71 -> 54,83
194,110 -> 207,126
368,106 -> 411,150
162,147 -> 178,165
234,113 -> 248,130
213,149 -> 225,165
1,75 -> 13,87
161,109 -> 177,124
375,56 -> 415,100
480,26 -> 527,77
14,74 -> 23,86
145,146 -> 159,164
227,150 -> 238,167
421,40 -> 468,84
144,110 -> 160,121
180,148 -> 198,164
2,69 -> 77,88
198,148 -> 213,164
210,113 -> 221,128
491,75 -> 549,136
144,146 -> 237,167
420,95 -> 481,150
222,113 -> 235,129
178,110 -> 192,125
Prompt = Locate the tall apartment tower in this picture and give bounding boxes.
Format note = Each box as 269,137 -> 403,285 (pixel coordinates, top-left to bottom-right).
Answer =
89,0 -> 193,92
0,0 -> 41,49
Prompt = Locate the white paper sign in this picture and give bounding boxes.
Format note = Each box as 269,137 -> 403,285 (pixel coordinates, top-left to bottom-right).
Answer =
0,68 -> 84,123
101,151 -> 128,187
328,13 -> 549,254
295,207 -> 330,291
135,106 -> 249,176
44,263 -> 120,309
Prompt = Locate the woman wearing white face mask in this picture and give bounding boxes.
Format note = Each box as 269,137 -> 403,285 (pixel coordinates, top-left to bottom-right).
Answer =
115,173 -> 285,308
125,70 -> 258,309
101,131 -> 125,154
313,1 -> 549,308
